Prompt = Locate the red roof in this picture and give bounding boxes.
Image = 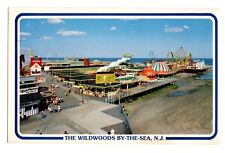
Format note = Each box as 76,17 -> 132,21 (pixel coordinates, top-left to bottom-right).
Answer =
141,64 -> 155,76
30,56 -> 42,67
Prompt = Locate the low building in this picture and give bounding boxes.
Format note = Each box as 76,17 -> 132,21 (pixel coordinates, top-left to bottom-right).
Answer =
20,76 -> 42,119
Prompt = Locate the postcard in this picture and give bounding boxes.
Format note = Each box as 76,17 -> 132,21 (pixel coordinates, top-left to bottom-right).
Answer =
8,8 -> 218,144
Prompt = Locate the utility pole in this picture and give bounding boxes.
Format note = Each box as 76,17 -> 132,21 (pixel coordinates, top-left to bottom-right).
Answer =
118,87 -> 121,106
70,67 -> 71,80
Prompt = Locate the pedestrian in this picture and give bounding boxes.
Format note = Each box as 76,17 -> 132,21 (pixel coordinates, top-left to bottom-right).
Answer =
64,131 -> 68,134
54,104 -> 57,112
110,129 -> 115,135
81,97 -> 84,105
56,96 -> 59,103
57,104 -> 61,112
124,113 -> 129,128
41,111 -> 46,118
48,105 -> 53,113
60,96 -> 64,102
46,99 -> 49,105
121,106 -> 125,114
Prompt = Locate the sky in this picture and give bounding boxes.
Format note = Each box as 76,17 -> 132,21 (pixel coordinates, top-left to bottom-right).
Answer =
20,18 -> 213,59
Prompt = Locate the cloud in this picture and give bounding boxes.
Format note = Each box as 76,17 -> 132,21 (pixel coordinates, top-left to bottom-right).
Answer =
164,27 -> 184,33
110,26 -> 117,31
48,18 -> 64,24
183,25 -> 190,30
56,30 -> 86,36
40,36 -> 53,40
164,25 -> 190,33
20,32 -> 31,37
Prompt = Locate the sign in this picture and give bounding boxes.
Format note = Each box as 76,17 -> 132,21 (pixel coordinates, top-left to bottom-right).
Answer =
20,107 -> 39,119
96,73 -> 116,84
30,63 -> 42,76
30,56 -> 42,76
20,88 -> 38,95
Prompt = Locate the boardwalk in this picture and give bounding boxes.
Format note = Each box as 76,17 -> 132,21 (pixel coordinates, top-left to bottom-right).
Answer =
104,78 -> 177,104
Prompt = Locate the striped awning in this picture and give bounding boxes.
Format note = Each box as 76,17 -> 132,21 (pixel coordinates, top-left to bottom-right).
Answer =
152,62 -> 170,73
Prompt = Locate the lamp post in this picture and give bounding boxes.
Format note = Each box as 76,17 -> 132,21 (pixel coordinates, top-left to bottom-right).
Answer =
110,82 -> 112,104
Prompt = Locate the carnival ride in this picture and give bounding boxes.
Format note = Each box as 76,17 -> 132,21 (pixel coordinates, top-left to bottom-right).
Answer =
97,53 -> 133,72
166,47 -> 193,70
152,61 -> 170,75
139,63 -> 156,80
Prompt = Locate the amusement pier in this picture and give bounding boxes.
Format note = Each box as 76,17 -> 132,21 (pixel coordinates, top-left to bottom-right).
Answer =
19,47 -> 210,134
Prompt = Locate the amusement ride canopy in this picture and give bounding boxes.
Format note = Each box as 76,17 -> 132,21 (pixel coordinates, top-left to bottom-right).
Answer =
152,61 -> 170,75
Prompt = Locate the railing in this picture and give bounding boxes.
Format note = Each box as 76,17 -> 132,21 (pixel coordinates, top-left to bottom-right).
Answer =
102,78 -> 176,104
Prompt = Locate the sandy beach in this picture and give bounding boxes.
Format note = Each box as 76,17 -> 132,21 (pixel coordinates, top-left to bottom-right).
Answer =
125,73 -> 213,134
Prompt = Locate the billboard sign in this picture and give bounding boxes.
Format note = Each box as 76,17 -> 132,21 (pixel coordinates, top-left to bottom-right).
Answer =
96,73 -> 116,84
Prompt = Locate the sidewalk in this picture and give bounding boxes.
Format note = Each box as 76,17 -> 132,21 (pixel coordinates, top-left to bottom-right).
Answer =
20,72 -> 126,134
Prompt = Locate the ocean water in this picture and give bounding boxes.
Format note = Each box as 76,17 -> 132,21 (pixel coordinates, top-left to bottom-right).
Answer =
42,57 -> 64,61
195,72 -> 213,80
89,58 -> 213,66
42,57 -> 213,66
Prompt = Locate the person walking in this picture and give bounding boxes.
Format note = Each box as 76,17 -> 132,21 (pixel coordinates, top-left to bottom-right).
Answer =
81,97 -> 85,105
40,111 -> 46,118
110,129 -> 115,135
48,105 -> 53,113
57,103 -> 61,112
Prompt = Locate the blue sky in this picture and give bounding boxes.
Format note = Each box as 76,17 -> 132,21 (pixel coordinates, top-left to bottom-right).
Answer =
20,18 -> 213,58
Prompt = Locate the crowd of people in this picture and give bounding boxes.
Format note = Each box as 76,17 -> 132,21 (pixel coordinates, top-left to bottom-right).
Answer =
48,97 -> 62,113
39,79 -> 63,118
